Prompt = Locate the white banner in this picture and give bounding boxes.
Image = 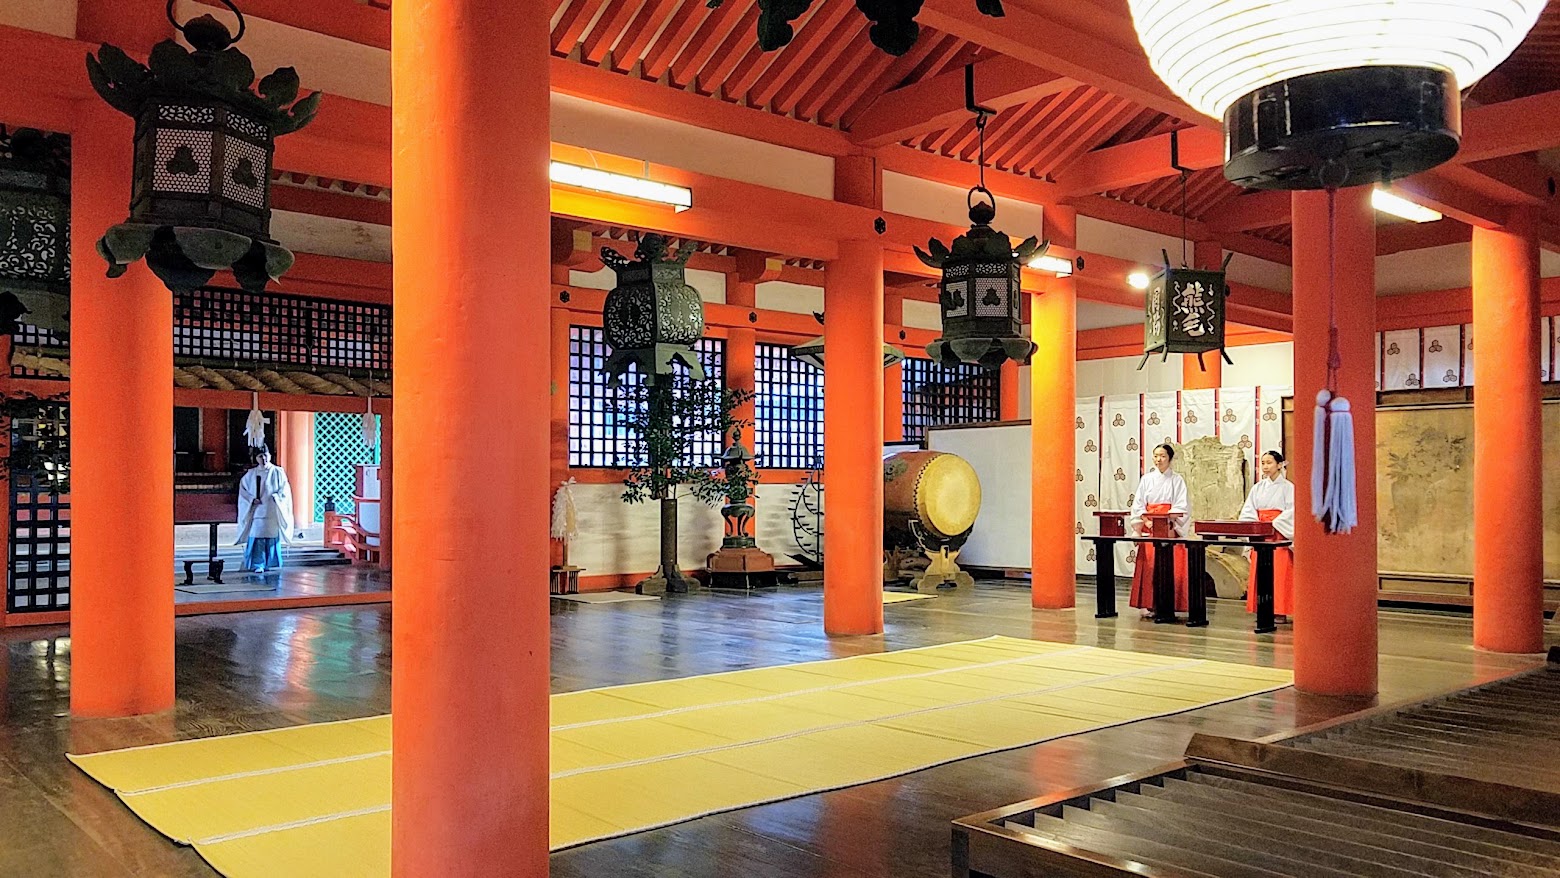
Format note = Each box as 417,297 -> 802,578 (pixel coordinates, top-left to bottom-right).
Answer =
1101,395 -> 1141,571
1219,386 -> 1259,482
1256,385 -> 1290,462
1181,388 -> 1216,443
1142,390 -> 1178,455
1075,399 -> 1101,575
1380,328 -> 1420,390
1421,325 -> 1461,388
1463,323 -> 1475,386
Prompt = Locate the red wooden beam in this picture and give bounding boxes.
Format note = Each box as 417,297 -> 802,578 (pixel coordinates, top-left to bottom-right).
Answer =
191,0 -> 389,50
846,56 -> 1077,148
1204,189 -> 1291,234
918,0 -> 1212,127
1376,219 -> 1470,256
1053,127 -> 1221,196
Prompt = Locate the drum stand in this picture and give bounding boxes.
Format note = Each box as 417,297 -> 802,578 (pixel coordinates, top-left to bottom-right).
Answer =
913,546 -> 975,593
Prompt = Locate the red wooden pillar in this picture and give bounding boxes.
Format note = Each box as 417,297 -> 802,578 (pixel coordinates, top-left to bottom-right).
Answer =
69,102 -> 175,717
280,412 -> 315,527
883,289 -> 905,442
549,267 -> 572,569
390,1 -> 550,874
1291,188 -> 1378,696
824,238 -> 885,635
1472,206 -> 1545,654
1030,206 -> 1077,608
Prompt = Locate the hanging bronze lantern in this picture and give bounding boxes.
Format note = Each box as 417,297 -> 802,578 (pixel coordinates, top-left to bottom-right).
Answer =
0,127 -> 71,337
917,189 -> 1041,370
600,234 -> 706,385
85,1 -> 320,293
1140,250 -> 1234,369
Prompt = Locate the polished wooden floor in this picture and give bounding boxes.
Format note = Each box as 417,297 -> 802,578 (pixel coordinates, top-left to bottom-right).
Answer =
0,583 -> 1549,877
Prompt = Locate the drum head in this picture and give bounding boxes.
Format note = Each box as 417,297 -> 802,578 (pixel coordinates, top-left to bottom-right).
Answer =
916,453 -> 981,539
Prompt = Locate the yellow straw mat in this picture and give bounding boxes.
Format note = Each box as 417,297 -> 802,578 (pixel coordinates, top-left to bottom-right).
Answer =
882,590 -> 935,603
69,636 -> 1292,877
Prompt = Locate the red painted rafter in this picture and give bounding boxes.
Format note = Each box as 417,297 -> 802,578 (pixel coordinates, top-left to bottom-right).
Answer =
794,29 -> 883,121
552,0 -> 609,56
833,36 -> 948,128
768,19 -> 865,115
847,55 -> 1076,149
993,87 -> 1092,172
609,0 -> 681,73
580,0 -> 647,66
743,1 -> 857,110
668,0 -> 748,89
638,1 -> 709,81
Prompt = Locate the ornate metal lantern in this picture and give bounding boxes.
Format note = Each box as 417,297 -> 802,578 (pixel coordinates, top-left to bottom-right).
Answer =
85,2 -> 320,292
1141,251 -> 1234,369
917,192 -> 1041,370
600,234 -> 706,385
0,127 -> 71,336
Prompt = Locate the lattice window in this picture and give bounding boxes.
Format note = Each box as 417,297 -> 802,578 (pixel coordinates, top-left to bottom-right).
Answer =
901,356 -> 1000,442
8,401 -> 69,613
313,412 -> 381,521
754,342 -> 823,470
567,325 -> 725,468
174,287 -> 392,372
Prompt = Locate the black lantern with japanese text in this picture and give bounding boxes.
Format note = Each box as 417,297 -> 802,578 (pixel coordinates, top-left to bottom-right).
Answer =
0,127 -> 71,337
1140,250 -> 1234,369
600,234 -> 707,385
917,190 -> 1041,370
85,1 -> 320,293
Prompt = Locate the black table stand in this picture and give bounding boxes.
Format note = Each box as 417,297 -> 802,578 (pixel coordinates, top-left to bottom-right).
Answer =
1092,538 -> 1118,618
1251,543 -> 1277,634
181,522 -> 225,585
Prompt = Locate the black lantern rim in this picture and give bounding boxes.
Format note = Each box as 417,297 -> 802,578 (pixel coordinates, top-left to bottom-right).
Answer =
167,0 -> 246,43
1223,65 -> 1460,191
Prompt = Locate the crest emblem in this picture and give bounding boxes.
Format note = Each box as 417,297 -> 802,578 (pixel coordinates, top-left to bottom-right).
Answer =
1428,339 -> 1443,353
1086,547 -> 1096,562
1113,468 -> 1126,481
1386,342 -> 1401,355
1405,373 -> 1420,387
1147,412 -> 1161,425
1184,411 -> 1198,424
1075,468 -> 1084,482
1223,408 -> 1236,423
1126,548 -> 1137,563
1075,416 -> 1086,429
1444,369 -> 1457,383
1126,437 -> 1139,451
1084,439 -> 1097,452
1085,494 -> 1098,507
1262,406 -> 1277,422
1238,435 -> 1252,450
1112,413 -> 1125,427
1075,521 -> 1085,535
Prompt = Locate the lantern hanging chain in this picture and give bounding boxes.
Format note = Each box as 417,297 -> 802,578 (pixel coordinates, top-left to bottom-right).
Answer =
167,0 -> 247,42
1179,169 -> 1189,268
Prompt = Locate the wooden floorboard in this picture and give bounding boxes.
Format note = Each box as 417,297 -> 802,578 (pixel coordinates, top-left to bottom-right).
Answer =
0,581 -> 1548,877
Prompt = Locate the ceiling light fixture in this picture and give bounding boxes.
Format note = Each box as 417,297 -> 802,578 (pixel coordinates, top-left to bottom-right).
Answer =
1027,254 -> 1073,277
1127,272 -> 1150,290
1371,188 -> 1442,224
549,161 -> 692,212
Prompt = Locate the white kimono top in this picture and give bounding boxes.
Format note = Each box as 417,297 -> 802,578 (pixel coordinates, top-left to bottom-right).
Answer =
1239,474 -> 1295,539
235,463 -> 297,544
1130,468 -> 1190,537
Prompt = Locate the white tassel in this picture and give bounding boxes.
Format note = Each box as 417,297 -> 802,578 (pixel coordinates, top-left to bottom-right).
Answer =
243,392 -> 269,449
1310,389 -> 1329,521
1324,396 -> 1357,533
551,478 -> 580,544
362,395 -> 376,448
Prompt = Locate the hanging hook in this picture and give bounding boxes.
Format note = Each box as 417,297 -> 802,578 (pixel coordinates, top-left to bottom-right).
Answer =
965,64 -> 996,217
167,0 -> 247,43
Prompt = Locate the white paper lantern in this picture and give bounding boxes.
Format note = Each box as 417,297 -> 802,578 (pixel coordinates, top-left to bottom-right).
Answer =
1127,0 -> 1545,120
1126,1 -> 1545,189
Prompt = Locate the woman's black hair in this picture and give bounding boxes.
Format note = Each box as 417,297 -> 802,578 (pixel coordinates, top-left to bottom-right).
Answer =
1154,443 -> 1175,462
250,445 -> 271,463
1263,449 -> 1285,465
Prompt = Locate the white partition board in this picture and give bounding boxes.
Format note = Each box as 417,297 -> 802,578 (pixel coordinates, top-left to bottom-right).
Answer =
927,423 -> 1032,570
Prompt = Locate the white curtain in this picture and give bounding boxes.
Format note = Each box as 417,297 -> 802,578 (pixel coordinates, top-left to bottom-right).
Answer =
1075,398 -> 1102,575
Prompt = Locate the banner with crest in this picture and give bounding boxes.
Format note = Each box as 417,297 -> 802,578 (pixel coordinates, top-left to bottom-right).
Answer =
1074,398 -> 1102,575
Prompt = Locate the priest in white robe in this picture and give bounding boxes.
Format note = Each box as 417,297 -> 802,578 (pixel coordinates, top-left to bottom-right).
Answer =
235,447 -> 297,574
1240,449 -> 1295,618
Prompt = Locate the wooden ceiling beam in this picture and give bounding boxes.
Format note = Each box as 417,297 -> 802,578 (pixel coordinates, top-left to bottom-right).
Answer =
846,56 -> 1077,148
1204,190 -> 1292,235
1053,128 -> 1222,196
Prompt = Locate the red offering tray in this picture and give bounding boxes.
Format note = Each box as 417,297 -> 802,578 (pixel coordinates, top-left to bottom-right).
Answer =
1194,519 -> 1274,538
1093,510 -> 1129,537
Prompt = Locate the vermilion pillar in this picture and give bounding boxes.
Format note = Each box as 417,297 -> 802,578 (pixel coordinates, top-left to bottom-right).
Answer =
1031,207 -> 1077,609
391,1 -> 550,875
70,103 -> 175,717
549,275 -> 571,569
1182,240 -> 1224,389
281,412 -> 315,527
824,238 -> 885,635
1472,207 -> 1545,654
999,360 -> 1020,420
883,289 -> 905,442
1291,187 -> 1377,696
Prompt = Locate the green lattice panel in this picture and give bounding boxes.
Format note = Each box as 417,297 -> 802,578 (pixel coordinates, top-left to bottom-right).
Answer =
313,412 -> 381,521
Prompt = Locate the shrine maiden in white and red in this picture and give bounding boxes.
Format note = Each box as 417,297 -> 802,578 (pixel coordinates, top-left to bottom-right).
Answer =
1128,443 -> 1192,614
1240,450 -> 1295,618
